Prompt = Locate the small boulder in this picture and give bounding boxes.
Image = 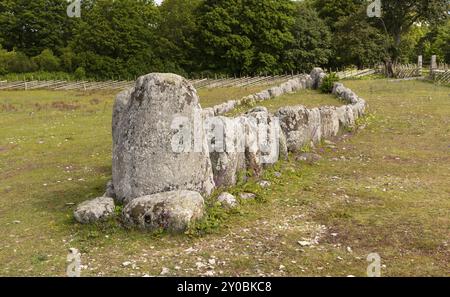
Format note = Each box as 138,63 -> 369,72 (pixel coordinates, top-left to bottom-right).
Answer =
254,90 -> 271,101
268,86 -> 284,98
258,180 -> 271,188
74,197 -> 115,224
103,180 -> 116,200
122,191 -> 204,233
239,193 -> 256,200
217,192 -> 238,209
296,153 -> 322,164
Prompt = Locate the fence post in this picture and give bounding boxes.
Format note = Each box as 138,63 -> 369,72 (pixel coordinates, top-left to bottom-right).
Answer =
418,55 -> 423,76
430,55 -> 437,78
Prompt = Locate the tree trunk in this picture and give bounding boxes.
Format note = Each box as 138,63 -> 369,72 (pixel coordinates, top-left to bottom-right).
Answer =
384,60 -> 394,78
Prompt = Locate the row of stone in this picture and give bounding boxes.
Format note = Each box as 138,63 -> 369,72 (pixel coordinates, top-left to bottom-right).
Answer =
73,70 -> 367,233
207,68 -> 325,116
206,81 -> 367,190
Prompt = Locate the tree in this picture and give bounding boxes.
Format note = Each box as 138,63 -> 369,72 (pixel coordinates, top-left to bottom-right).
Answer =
158,0 -> 202,74
196,0 -> 295,75
432,19 -> 450,63
379,0 -> 449,63
70,0 -> 162,79
312,0 -> 363,31
0,0 -> 73,56
32,49 -> 61,72
285,2 -> 332,73
312,0 -> 387,68
332,6 -> 387,68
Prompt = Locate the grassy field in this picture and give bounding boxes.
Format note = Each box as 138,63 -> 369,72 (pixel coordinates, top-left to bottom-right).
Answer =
226,88 -> 341,116
198,85 -> 276,108
0,79 -> 449,276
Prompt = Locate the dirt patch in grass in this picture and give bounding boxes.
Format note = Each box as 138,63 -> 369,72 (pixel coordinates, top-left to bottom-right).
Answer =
51,101 -> 81,111
0,144 -> 17,153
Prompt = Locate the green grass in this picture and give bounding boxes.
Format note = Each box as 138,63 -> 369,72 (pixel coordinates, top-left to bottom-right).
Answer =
226,88 -> 342,117
197,85 -> 276,108
0,80 -> 449,276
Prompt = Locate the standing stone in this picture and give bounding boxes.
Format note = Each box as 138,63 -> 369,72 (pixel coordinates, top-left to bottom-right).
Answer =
112,88 -> 133,149
268,86 -> 284,98
242,108 -> 281,175
310,68 -> 325,89
276,106 -> 310,152
320,107 -> 340,138
112,73 -> 215,204
306,108 -> 322,144
205,116 -> 246,188
254,90 -> 271,101
336,105 -> 355,129
279,129 -> 289,161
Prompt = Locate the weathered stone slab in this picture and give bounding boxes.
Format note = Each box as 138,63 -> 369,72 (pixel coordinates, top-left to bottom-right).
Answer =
122,191 -> 204,233
74,197 -> 115,224
320,107 -> 340,138
112,73 -> 214,204
205,116 -> 246,188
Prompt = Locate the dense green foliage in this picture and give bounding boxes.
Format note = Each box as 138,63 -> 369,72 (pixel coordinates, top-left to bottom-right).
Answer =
319,73 -> 339,93
0,0 -> 448,79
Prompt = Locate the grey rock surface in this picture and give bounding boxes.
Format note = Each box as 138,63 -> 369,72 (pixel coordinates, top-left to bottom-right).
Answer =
239,193 -> 256,200
217,192 -> 238,209
206,116 -> 246,187
104,180 -> 116,200
74,197 -> 115,224
320,107 -> 340,138
310,68 -> 325,89
122,190 -> 204,233
112,73 -> 214,204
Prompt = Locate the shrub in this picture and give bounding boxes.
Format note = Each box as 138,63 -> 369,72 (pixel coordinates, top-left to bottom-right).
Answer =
32,49 -> 60,72
7,52 -> 38,73
320,72 -> 339,93
74,67 -> 86,80
0,46 -> 9,75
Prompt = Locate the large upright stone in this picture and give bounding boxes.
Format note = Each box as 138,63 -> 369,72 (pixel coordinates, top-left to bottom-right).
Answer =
276,106 -> 310,152
310,68 -> 325,89
242,107 -> 281,176
205,116 -> 246,188
112,73 -> 215,204
320,107 -> 340,138
276,106 -> 323,152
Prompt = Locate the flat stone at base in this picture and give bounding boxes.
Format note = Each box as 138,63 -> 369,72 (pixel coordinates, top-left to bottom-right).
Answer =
122,191 -> 204,233
74,197 -> 115,224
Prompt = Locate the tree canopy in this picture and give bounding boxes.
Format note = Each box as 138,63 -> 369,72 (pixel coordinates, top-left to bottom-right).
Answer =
0,0 -> 448,79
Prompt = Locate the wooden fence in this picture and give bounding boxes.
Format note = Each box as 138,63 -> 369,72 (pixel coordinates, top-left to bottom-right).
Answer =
336,68 -> 375,79
432,70 -> 450,84
0,69 -> 380,92
0,75 -> 303,91
376,64 -> 422,79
